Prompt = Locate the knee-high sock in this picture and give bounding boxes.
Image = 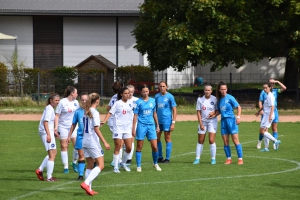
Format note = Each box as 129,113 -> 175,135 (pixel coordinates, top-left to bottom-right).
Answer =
224,145 -> 231,159
113,154 -> 119,169
195,143 -> 203,159
136,151 -> 142,167
39,155 -> 49,171
72,148 -> 78,163
235,144 -> 243,159
128,142 -> 134,160
264,132 -> 277,142
258,133 -> 264,141
152,151 -> 159,165
157,141 -> 163,158
273,132 -> 278,140
166,142 -> 172,160
264,137 -> 270,148
46,160 -> 54,179
61,151 -> 68,169
210,143 -> 216,159
85,168 -> 91,179
118,148 -> 123,163
78,160 -> 85,176
84,166 -> 100,187
122,151 -> 129,164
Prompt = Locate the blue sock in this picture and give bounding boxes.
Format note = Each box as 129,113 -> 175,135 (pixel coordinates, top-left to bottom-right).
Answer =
158,141 -> 163,158
78,160 -> 85,176
235,144 -> 243,159
166,142 -> 172,160
152,151 -> 158,164
136,151 -> 142,167
273,132 -> 278,140
258,134 -> 263,141
224,145 -> 231,158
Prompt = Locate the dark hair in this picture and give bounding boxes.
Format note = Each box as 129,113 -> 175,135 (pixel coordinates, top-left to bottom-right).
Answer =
140,84 -> 149,90
117,87 -> 129,100
64,86 -> 76,98
159,81 -> 168,87
80,92 -> 89,97
263,82 -> 273,92
47,93 -> 60,105
83,93 -> 100,118
112,81 -> 124,93
216,81 -> 227,100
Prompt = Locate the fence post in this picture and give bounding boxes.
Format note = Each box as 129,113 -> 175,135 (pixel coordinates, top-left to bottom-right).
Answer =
101,73 -> 104,97
297,68 -> 299,104
229,73 -> 232,94
38,72 -> 40,104
165,73 -> 167,84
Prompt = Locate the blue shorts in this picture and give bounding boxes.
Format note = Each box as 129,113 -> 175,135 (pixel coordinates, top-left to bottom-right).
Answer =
75,133 -> 83,150
136,123 -> 157,141
159,122 -> 172,132
221,117 -> 239,135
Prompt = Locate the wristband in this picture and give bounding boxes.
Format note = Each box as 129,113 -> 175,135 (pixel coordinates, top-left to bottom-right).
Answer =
236,116 -> 240,119
172,120 -> 175,124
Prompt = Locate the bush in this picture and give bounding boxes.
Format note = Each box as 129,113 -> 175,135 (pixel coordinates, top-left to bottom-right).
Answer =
51,66 -> 77,96
23,68 -> 40,94
0,62 -> 8,95
115,65 -> 154,84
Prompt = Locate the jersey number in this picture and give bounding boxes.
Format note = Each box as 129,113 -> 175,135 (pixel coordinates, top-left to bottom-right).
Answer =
83,117 -> 89,133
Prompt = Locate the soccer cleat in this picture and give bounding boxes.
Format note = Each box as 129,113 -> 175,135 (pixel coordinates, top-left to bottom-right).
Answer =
126,159 -> 132,166
120,163 -> 131,172
193,159 -> 200,164
256,140 -> 262,149
137,167 -> 142,172
158,157 -> 164,163
238,160 -> 244,165
274,140 -> 281,150
77,176 -> 83,181
260,148 -> 269,152
35,169 -> 44,181
46,177 -> 58,182
71,162 -> 78,173
273,143 -> 276,150
163,159 -> 170,164
113,168 -> 120,173
211,159 -> 216,165
110,161 -> 114,167
224,159 -> 232,165
86,190 -> 98,195
153,164 -> 162,171
63,169 -> 69,174
81,182 -> 93,196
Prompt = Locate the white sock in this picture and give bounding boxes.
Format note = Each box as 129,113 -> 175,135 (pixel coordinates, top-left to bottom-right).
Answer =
85,169 -> 91,179
128,142 -> 134,160
210,143 -> 216,159
73,148 -> 78,163
264,132 -> 277,143
122,151 -> 129,164
39,155 -> 49,171
61,151 -> 68,169
113,154 -> 119,169
46,160 -> 54,179
195,143 -> 203,159
84,166 -> 100,186
118,148 -> 123,163
264,137 -> 270,148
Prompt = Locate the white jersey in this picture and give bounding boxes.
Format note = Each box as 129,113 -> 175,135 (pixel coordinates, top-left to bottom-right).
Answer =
82,107 -> 101,149
56,98 -> 80,129
38,104 -> 55,134
108,94 -> 118,127
263,92 -> 275,116
109,99 -> 133,134
196,95 -> 218,123
128,96 -> 139,120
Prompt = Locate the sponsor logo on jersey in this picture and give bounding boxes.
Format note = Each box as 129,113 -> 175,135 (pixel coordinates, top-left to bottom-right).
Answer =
122,109 -> 126,114
202,105 -> 206,110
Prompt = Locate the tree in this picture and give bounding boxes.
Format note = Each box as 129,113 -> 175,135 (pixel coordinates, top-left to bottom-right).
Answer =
133,0 -> 300,88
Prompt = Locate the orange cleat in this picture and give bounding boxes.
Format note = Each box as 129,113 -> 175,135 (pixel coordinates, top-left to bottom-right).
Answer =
86,190 -> 98,195
224,159 -> 232,165
81,182 -> 93,196
238,160 -> 244,165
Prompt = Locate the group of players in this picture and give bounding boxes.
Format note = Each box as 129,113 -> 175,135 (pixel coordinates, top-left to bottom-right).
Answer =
34,77 -> 285,196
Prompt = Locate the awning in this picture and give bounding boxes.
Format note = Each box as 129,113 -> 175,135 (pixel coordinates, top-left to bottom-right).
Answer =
0,33 -> 17,40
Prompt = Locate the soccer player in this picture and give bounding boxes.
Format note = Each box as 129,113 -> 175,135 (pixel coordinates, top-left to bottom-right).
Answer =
67,92 -> 89,180
256,78 -> 286,150
155,81 -> 177,164
54,86 -> 80,173
132,84 -> 161,172
255,83 -> 281,151
193,84 -> 218,165
215,81 -> 243,165
126,84 -> 139,165
80,93 -> 110,196
35,93 -> 60,182
101,87 -> 133,173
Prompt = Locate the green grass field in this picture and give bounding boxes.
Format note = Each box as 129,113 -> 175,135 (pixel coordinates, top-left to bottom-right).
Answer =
0,121 -> 299,200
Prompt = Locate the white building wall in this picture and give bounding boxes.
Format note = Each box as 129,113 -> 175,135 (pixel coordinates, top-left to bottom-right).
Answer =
0,16 -> 33,68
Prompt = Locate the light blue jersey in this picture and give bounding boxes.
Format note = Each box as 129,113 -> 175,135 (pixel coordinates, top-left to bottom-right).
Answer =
155,92 -> 177,124
218,94 -> 239,119
72,108 -> 84,149
259,88 -> 280,107
134,97 -> 156,125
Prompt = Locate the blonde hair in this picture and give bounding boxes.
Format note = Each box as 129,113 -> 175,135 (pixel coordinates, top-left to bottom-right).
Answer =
83,93 -> 100,118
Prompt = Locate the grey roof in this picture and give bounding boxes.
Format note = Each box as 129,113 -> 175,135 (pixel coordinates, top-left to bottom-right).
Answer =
75,54 -> 117,70
0,0 -> 143,16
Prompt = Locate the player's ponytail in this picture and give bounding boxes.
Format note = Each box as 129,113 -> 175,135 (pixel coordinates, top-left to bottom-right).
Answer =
216,81 -> 226,100
84,93 -> 100,118
64,86 -> 76,98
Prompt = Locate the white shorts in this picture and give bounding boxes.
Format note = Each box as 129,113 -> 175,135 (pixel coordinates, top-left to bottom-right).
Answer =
39,131 -> 57,151
83,147 -> 104,159
109,125 -> 114,133
260,114 -> 274,129
58,126 -> 77,140
198,121 -> 217,134
112,132 -> 132,140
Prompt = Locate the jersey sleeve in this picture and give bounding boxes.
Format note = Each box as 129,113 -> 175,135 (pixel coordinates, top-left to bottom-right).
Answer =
170,94 -> 177,107
196,97 -> 201,111
55,100 -> 63,114
230,96 -> 239,108
109,101 -> 117,115
44,106 -> 52,122
270,94 -> 275,106
259,90 -> 265,102
92,109 -> 100,127
72,110 -> 79,124
133,100 -> 140,114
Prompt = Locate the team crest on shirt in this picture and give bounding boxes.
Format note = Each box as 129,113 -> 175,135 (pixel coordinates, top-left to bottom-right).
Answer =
210,102 -> 214,105
149,103 -> 153,108
74,103 -> 77,106
129,104 -> 132,107
225,100 -> 229,104
164,98 -> 168,102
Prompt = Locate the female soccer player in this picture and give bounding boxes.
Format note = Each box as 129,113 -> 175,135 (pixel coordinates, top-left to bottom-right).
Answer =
101,87 -> 133,173
193,84 -> 218,165
155,81 -> 177,164
54,86 -> 80,173
215,81 -> 243,165
67,92 -> 89,180
80,93 -> 110,196
133,84 -> 161,172
35,93 -> 60,181
255,83 -> 281,151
